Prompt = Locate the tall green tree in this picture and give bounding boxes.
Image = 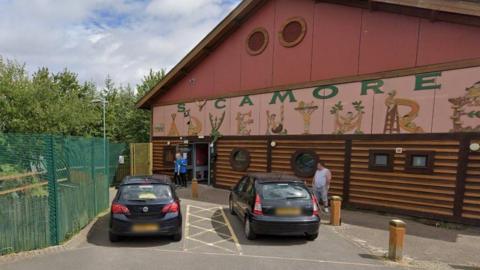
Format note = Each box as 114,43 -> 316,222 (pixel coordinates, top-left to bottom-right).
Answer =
0,56 -> 165,143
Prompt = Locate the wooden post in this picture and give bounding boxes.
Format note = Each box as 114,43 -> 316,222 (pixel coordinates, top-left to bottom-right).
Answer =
388,219 -> 406,261
191,178 -> 198,199
330,196 -> 342,226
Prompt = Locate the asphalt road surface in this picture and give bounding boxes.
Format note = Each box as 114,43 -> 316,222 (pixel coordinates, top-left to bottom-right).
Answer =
0,199 -> 410,270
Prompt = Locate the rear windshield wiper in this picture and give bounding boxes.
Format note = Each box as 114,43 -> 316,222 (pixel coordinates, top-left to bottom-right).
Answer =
127,199 -> 148,202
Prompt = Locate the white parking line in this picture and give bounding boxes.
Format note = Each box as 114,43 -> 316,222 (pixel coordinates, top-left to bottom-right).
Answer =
183,204 -> 242,255
149,248 -> 396,268
219,206 -> 242,255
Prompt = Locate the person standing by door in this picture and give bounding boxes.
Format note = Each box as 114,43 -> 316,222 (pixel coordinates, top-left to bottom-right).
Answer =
174,153 -> 181,186
175,153 -> 188,187
313,161 -> 331,213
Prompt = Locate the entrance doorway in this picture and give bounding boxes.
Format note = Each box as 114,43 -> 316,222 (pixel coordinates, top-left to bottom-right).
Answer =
191,142 -> 210,185
176,142 -> 211,186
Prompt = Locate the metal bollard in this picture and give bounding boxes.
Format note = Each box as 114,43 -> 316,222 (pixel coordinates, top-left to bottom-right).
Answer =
330,196 -> 342,226
191,178 -> 198,199
388,219 -> 406,261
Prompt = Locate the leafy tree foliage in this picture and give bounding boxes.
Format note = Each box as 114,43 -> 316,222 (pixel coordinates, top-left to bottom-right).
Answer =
0,56 -> 164,143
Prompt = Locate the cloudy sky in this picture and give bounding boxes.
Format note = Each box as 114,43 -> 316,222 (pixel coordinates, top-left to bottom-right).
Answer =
0,0 -> 240,88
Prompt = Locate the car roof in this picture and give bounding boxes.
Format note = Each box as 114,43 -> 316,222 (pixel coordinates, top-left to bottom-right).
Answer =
247,172 -> 303,184
120,174 -> 172,185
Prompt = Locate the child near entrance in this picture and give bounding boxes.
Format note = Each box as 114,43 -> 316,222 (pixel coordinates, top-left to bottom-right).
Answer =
313,161 -> 331,213
174,153 -> 187,187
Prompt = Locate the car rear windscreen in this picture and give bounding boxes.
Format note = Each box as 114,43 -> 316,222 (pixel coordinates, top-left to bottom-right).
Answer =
120,184 -> 172,201
260,183 -> 311,200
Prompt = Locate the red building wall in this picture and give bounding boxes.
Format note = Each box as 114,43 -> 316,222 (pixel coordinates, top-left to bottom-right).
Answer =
154,0 -> 480,105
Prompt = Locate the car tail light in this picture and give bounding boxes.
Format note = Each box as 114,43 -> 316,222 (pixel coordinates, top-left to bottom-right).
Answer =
312,195 -> 319,216
111,203 -> 130,215
162,202 -> 179,213
253,194 -> 263,215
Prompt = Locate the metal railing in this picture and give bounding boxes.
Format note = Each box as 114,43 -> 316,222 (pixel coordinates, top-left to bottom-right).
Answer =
0,133 -> 128,254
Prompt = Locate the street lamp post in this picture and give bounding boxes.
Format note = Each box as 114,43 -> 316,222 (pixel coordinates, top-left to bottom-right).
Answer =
92,97 -> 108,209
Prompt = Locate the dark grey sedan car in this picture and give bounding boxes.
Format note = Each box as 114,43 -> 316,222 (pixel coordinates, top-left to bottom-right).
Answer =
229,173 -> 320,240
109,175 -> 182,242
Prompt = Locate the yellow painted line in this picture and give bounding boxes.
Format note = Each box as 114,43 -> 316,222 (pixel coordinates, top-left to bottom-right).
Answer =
183,204 -> 191,251
185,236 -> 236,253
148,248 -> 391,268
187,224 -> 231,239
219,206 -> 243,255
188,213 -> 230,226
189,206 -> 219,214
184,204 -> 243,255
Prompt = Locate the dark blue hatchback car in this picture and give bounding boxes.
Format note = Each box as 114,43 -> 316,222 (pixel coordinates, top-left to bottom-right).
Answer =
109,175 -> 182,242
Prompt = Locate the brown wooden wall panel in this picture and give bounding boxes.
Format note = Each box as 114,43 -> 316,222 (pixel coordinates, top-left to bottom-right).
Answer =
270,139 -> 345,197
462,139 -> 480,220
152,139 -> 182,177
349,140 -> 460,217
215,139 -> 268,188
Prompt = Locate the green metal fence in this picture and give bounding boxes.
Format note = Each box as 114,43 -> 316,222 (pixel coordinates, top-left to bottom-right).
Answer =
0,133 -> 128,254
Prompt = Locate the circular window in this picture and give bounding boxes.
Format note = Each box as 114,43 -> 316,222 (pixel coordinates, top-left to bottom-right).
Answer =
246,27 -> 269,56
279,17 -> 307,48
291,149 -> 318,177
230,148 -> 251,171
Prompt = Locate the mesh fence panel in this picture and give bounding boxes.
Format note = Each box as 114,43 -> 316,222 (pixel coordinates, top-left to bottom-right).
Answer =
0,133 -> 128,254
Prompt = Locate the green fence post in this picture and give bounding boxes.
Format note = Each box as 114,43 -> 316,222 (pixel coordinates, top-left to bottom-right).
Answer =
91,139 -> 97,215
45,135 -> 59,245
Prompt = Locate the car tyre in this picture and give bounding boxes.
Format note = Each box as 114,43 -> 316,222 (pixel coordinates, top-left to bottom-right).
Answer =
172,232 -> 182,242
109,231 -> 121,242
244,218 -> 256,240
229,197 -> 236,216
305,233 -> 318,241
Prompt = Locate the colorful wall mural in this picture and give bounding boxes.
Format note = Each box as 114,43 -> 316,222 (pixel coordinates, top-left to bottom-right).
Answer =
152,66 -> 480,137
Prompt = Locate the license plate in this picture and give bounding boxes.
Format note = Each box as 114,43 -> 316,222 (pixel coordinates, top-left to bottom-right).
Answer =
131,224 -> 159,233
275,208 -> 301,216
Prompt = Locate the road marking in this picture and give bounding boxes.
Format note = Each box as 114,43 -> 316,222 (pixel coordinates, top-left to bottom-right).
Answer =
183,204 -> 242,255
149,248 -> 397,268
182,204 -> 191,251
219,206 -> 242,255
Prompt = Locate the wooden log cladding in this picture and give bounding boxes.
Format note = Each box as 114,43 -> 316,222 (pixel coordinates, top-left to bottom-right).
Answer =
152,139 -> 182,177
349,140 -> 460,217
270,139 -> 345,197
462,139 -> 480,220
215,139 -> 268,188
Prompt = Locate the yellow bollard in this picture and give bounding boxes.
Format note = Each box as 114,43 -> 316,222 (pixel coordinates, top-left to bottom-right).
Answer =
191,178 -> 198,199
330,196 -> 342,226
388,219 -> 406,261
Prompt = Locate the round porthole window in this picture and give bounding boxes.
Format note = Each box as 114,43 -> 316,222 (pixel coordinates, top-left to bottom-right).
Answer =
291,149 -> 318,177
246,27 -> 269,56
230,148 -> 251,171
279,17 -> 307,48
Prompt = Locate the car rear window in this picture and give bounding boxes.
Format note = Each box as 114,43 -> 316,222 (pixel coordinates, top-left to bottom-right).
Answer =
120,184 -> 172,201
260,183 -> 311,200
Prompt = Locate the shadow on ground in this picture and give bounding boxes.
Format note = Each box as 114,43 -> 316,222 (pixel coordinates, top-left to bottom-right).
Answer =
211,208 -> 309,247
340,208 -> 480,243
176,184 -> 229,205
86,214 -> 174,248
449,265 -> 480,270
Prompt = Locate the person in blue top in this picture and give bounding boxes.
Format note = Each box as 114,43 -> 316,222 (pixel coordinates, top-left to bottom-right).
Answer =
173,153 -> 180,186
174,152 -> 188,187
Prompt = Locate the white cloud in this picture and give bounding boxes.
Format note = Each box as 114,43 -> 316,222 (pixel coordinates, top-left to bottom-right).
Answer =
0,0 -> 240,88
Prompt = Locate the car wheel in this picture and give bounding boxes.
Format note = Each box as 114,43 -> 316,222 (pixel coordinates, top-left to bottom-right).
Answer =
244,218 -> 256,240
109,231 -> 121,242
229,198 -> 236,216
305,233 -> 318,241
172,232 -> 182,242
